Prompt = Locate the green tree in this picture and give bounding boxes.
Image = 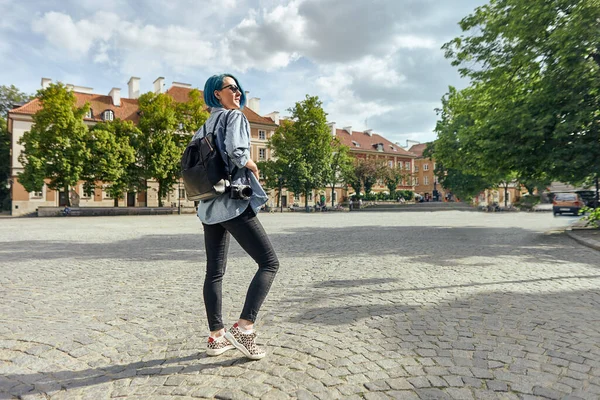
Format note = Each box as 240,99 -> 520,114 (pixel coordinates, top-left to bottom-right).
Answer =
438,0 -> 600,188
138,92 -> 181,207
1,85 -> 31,209
382,164 -> 408,199
257,158 -> 290,209
323,138 -> 354,207
84,119 -> 138,206
176,88 -> 210,136
270,95 -> 332,210
17,83 -> 89,206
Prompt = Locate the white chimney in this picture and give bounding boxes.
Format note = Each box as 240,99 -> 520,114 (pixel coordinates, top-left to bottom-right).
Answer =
41,78 -> 52,89
153,77 -> 165,94
172,82 -> 192,88
109,88 -> 121,106
247,97 -> 261,114
265,111 -> 280,125
365,129 -> 373,136
328,122 -> 336,137
343,126 -> 352,135
128,77 -> 140,99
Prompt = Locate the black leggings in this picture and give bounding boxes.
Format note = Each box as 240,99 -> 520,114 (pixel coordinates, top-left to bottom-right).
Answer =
202,206 -> 279,331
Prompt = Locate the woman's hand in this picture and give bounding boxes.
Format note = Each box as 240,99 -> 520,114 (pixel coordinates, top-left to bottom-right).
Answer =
245,159 -> 260,180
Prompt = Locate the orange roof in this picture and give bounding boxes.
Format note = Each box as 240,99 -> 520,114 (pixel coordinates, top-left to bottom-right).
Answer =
408,143 -> 429,158
10,93 -> 140,124
10,85 -> 277,127
336,129 -> 414,157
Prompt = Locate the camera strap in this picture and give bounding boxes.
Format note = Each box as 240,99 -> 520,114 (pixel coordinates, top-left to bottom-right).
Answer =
218,109 -> 240,183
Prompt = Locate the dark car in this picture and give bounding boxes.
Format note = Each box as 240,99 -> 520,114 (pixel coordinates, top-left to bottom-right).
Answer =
552,193 -> 585,216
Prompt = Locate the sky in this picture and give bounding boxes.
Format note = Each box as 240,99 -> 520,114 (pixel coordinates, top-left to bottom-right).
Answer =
0,0 -> 487,145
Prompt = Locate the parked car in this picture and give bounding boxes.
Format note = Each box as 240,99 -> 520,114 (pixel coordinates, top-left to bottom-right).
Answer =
552,193 -> 585,216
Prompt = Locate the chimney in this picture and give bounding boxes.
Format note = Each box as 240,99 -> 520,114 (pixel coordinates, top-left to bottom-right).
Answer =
365,129 -> 373,136
153,77 -> 165,94
109,88 -> 121,106
265,111 -> 280,125
128,77 -> 140,99
328,122 -> 336,137
343,126 -> 352,135
247,97 -> 261,114
172,82 -> 192,88
41,78 -> 52,89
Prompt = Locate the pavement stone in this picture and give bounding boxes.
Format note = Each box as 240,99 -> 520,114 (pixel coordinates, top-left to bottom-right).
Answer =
1,212 -> 599,399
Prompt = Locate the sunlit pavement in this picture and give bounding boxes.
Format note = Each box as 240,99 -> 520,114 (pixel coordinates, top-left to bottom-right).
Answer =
1,211 -> 598,399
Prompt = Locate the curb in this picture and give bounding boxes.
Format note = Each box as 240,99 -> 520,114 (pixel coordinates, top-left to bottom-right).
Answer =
565,227 -> 600,251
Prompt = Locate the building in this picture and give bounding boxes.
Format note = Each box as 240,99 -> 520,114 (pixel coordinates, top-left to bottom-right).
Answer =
8,77 -> 278,216
408,142 -> 446,201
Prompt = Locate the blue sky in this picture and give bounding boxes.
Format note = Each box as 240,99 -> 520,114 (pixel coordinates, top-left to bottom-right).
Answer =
0,0 -> 486,144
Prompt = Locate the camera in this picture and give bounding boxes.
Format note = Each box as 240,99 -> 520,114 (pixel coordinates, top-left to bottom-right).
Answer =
230,184 -> 253,200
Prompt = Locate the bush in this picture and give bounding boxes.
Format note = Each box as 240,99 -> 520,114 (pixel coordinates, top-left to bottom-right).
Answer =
1,196 -> 10,211
580,206 -> 600,228
399,190 -> 414,201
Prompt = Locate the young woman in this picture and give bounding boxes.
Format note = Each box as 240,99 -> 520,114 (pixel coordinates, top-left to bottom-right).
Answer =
197,74 -> 279,360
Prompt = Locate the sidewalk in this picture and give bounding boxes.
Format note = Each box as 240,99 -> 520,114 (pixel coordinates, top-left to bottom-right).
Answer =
566,219 -> 600,251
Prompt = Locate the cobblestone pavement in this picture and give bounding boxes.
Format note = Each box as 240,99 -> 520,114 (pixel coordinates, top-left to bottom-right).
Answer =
1,211 -> 599,400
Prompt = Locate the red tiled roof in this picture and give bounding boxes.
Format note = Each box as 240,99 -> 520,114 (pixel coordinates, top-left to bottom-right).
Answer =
408,143 -> 429,158
10,94 -> 140,124
10,85 -> 277,127
336,129 -> 415,157
166,86 -> 277,126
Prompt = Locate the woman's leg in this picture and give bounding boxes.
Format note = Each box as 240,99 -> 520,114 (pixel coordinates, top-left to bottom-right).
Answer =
202,222 -> 230,333
221,207 -> 279,325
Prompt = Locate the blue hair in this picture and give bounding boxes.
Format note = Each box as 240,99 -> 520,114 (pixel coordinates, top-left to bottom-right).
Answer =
203,74 -> 246,109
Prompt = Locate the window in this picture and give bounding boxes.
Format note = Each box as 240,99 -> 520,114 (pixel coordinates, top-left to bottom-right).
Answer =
178,122 -> 184,130
103,110 -> 114,121
179,188 -> 185,199
259,130 -> 266,140
388,160 -> 393,167
435,176 -> 439,184
424,164 -> 429,171
102,185 -> 113,199
424,176 -> 429,185
80,184 -> 91,199
294,193 -> 300,201
405,162 -> 410,170
352,140 -> 360,147
85,109 -> 93,119
415,165 -> 419,172
259,148 -> 266,160
308,192 -> 313,201
414,177 -> 419,186
259,171 -> 265,180
433,163 -> 437,170
30,190 -> 43,199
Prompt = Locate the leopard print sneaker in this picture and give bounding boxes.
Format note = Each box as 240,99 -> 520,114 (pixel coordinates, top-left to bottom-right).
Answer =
206,335 -> 235,356
224,323 -> 266,360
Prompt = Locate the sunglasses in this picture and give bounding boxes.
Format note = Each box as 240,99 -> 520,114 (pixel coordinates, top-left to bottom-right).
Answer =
220,84 -> 241,93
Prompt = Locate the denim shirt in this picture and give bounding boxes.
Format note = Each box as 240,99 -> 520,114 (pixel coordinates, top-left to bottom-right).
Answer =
196,107 -> 268,224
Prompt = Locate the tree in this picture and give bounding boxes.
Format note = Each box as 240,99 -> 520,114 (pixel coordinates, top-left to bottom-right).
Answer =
382,164 -> 407,199
269,95 -> 332,210
176,89 -> 210,135
84,120 -> 138,206
17,83 -> 89,206
437,0 -> 600,189
323,138 -> 354,207
1,85 -> 31,209
137,92 -> 181,207
257,159 -> 290,209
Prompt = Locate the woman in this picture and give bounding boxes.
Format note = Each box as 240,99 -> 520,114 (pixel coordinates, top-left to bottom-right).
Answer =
197,74 -> 279,360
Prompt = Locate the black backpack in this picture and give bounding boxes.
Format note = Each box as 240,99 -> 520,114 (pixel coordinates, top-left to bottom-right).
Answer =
181,110 -> 233,201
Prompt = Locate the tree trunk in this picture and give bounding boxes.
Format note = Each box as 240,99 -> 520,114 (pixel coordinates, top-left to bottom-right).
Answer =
595,174 -> 599,209
64,185 -> 70,207
304,187 -> 309,212
158,181 -> 163,207
114,197 -> 119,207
504,184 -> 508,208
330,184 -> 336,208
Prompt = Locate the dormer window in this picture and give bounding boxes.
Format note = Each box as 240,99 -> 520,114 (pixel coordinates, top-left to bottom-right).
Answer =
85,109 -> 93,119
351,140 -> 360,147
102,110 -> 114,121
390,145 -> 397,152
374,143 -> 384,152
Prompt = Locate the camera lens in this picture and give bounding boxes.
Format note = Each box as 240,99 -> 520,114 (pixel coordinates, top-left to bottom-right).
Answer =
241,186 -> 253,198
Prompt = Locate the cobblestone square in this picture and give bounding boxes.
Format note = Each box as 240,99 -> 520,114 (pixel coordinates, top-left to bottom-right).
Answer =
1,211 -> 599,399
